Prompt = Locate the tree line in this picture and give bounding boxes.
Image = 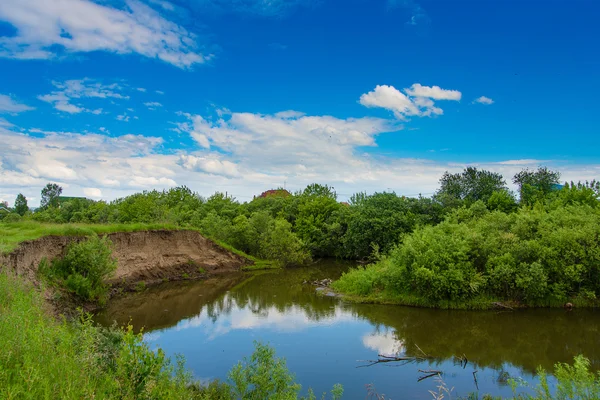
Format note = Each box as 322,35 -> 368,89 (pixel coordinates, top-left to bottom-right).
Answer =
2,167 -> 599,271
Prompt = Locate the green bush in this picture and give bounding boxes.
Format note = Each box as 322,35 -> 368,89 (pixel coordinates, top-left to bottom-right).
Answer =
335,203 -> 600,307
44,235 -> 117,303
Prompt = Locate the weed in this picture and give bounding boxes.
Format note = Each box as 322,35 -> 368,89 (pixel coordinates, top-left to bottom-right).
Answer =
134,281 -> 146,292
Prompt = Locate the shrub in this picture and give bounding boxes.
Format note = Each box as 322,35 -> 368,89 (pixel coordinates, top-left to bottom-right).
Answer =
334,203 -> 600,306
44,235 -> 117,303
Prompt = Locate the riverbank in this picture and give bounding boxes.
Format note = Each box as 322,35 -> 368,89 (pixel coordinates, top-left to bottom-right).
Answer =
0,221 -> 280,315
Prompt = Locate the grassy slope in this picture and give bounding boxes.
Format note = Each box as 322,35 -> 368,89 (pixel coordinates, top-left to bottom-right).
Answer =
0,220 -> 278,269
0,272 -> 206,398
0,221 -> 180,254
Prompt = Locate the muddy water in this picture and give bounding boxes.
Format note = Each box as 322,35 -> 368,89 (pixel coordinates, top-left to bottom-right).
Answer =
96,261 -> 600,399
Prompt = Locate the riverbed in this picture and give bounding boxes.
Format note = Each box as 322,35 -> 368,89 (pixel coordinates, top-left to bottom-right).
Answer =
95,260 -> 600,399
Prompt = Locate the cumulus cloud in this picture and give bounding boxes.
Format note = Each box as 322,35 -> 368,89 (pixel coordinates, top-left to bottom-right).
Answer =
0,0 -> 210,68
0,94 -> 35,114
474,96 -> 494,105
83,187 -> 103,198
360,84 -> 460,119
38,79 -> 129,114
179,155 -> 240,177
405,83 -> 461,100
144,102 -> 163,109
1,100 -> 599,207
178,111 -> 398,173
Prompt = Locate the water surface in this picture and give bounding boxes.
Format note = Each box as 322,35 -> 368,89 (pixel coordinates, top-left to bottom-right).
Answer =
96,261 -> 600,399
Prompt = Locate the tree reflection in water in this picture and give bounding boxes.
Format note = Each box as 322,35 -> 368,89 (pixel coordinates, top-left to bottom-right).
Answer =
96,260 -> 600,377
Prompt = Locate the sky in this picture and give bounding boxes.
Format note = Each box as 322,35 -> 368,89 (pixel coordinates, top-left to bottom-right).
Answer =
0,0 -> 599,206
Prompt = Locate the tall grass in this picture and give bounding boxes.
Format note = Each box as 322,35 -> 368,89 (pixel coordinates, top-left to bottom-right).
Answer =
0,272 -> 198,398
0,272 -> 344,399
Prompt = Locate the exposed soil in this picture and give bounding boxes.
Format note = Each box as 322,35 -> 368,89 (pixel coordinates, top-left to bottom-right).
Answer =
0,230 -> 252,290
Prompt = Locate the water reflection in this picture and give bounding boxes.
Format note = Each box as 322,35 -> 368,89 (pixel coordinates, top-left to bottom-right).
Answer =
172,297 -> 356,339
96,261 -> 600,398
362,330 -> 405,356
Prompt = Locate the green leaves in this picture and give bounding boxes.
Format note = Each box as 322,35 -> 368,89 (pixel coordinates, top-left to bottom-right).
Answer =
336,202 -> 600,307
44,235 -> 117,303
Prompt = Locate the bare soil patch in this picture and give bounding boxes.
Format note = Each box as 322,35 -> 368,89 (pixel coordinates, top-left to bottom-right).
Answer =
0,230 -> 251,289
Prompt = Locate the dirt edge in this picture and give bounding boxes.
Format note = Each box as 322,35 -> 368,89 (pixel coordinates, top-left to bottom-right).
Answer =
0,230 -> 253,310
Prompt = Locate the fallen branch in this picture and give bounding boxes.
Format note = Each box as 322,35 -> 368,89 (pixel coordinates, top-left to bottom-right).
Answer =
419,369 -> 442,374
418,372 -> 441,382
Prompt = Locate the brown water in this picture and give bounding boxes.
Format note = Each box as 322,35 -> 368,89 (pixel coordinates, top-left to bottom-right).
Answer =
96,260 -> 600,399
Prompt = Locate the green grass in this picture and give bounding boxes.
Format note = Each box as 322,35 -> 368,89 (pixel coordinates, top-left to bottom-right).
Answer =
0,220 -> 181,254
211,238 -> 281,270
0,271 -> 200,399
0,271 -> 344,399
0,221 -> 276,268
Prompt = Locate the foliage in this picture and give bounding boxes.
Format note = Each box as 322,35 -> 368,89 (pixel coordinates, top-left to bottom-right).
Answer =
0,272 -> 199,399
257,218 -> 311,266
0,272 -> 345,399
436,167 -> 508,208
513,167 -> 561,205
14,193 -> 28,216
342,193 -> 434,259
530,355 -> 600,400
40,183 -> 63,209
4,169 -> 598,273
228,341 -> 302,399
335,202 -> 600,307
487,190 -> 518,213
42,235 -> 118,303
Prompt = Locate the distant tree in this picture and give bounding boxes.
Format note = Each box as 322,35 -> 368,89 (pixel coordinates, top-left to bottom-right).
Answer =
513,167 -> 561,205
40,183 -> 63,209
301,184 -> 337,200
14,193 -> 28,216
435,167 -> 507,207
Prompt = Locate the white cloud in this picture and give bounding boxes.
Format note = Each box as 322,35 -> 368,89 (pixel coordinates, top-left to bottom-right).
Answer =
83,187 -> 102,198
1,100 -> 599,207
156,90 -> 165,95
38,79 -> 129,114
0,118 -> 14,127
195,0 -> 313,17
179,154 -> 240,177
405,83 -> 462,100
0,0 -> 210,68
116,114 -> 131,122
362,331 -> 404,356
144,102 -> 163,108
137,88 -> 147,93
0,94 -> 35,114
474,96 -> 494,105
148,0 -> 175,11
360,85 -> 420,119
360,84 -> 460,119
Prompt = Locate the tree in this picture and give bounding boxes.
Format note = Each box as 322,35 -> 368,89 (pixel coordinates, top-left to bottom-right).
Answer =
301,183 -> 337,200
513,167 -> 561,205
14,193 -> 28,216
435,167 -> 507,207
40,183 -> 63,209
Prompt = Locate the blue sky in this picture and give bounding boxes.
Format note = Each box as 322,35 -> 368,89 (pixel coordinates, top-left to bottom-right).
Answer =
0,0 -> 599,205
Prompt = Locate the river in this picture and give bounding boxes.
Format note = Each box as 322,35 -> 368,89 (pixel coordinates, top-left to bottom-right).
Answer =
95,260 -> 600,399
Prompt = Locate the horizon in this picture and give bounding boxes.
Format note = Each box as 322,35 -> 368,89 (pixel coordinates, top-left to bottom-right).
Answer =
1,0 -> 599,207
